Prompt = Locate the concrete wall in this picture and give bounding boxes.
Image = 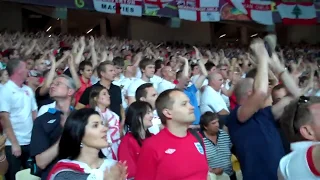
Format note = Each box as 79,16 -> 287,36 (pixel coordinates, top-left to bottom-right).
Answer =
0,2 -> 23,31
286,25 -> 320,44
129,18 -> 212,45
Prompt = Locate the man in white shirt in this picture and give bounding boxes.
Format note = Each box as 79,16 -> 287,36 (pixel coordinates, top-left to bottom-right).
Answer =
157,66 -> 176,94
135,83 -> 163,134
278,96 -> 320,179
127,58 -> 156,105
0,59 -> 38,180
200,72 -> 230,115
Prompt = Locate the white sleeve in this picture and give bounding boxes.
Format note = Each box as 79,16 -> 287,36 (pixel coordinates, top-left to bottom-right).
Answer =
157,82 -> 169,94
207,91 -> 227,113
0,88 -> 10,113
127,82 -> 137,97
278,146 -> 319,179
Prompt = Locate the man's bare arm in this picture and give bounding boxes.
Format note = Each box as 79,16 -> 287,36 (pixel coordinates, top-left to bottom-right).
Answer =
237,39 -> 269,123
35,140 -> 59,169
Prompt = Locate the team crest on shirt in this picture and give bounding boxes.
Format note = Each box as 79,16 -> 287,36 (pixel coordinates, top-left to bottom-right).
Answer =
194,142 -> 204,155
25,90 -> 29,96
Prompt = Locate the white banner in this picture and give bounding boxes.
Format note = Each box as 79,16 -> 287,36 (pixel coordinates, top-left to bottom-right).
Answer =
93,0 -> 142,17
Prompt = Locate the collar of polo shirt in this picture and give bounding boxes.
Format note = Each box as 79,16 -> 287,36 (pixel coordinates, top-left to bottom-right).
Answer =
47,106 -> 74,114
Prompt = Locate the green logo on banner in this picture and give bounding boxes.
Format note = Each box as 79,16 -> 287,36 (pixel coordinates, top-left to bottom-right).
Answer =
75,0 -> 85,8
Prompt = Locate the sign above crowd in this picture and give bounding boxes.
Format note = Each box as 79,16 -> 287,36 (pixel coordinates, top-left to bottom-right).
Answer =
4,0 -> 320,24
93,0 -> 143,16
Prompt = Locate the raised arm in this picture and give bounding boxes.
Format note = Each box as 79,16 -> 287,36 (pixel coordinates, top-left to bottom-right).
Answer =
270,52 -> 301,120
237,39 -> 269,123
193,47 -> 208,90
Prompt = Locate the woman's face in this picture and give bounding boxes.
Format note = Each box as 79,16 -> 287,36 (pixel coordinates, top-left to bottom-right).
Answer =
82,114 -> 109,149
0,70 -> 9,83
142,107 -> 153,129
97,89 -> 110,108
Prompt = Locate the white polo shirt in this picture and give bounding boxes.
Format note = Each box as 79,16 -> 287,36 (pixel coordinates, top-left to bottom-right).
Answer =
127,78 -> 148,97
200,86 -> 229,114
278,141 -> 320,180
157,79 -> 175,94
0,80 -> 37,145
113,75 -> 135,109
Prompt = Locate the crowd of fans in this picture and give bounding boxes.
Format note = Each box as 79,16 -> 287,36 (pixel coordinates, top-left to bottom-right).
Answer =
0,31 -> 319,180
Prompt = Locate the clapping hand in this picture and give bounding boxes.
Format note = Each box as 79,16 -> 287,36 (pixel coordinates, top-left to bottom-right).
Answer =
104,161 -> 127,180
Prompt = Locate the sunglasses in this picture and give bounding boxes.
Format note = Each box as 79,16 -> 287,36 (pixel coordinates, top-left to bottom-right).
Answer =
292,96 -> 310,133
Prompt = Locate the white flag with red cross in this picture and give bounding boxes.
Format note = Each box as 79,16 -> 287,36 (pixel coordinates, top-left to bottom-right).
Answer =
177,0 -> 220,22
276,2 -> 317,25
228,0 -> 274,25
93,0 -> 143,17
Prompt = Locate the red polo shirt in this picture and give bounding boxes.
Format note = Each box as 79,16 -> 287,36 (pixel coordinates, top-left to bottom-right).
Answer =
118,133 -> 147,179
135,128 -> 208,180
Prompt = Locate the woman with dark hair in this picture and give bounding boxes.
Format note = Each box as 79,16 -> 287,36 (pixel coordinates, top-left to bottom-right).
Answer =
117,101 -> 153,179
47,108 -> 127,180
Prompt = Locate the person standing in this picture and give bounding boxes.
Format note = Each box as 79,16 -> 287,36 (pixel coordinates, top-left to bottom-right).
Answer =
135,89 -> 209,180
226,39 -> 300,180
0,59 -> 38,180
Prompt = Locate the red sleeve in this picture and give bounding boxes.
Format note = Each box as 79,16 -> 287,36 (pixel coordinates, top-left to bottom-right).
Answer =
118,135 -> 138,179
307,145 -> 320,176
135,141 -> 158,180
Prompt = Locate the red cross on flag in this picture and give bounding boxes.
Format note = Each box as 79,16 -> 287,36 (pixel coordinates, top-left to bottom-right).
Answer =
276,2 -> 317,25
228,0 -> 274,25
93,0 -> 143,17
177,0 -> 220,22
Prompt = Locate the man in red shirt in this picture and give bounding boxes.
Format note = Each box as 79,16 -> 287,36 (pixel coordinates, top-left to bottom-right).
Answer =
135,89 -> 209,180
74,61 -> 93,105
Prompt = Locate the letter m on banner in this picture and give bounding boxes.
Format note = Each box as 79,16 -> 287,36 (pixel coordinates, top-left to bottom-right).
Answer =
177,0 -> 220,22
93,0 -> 142,17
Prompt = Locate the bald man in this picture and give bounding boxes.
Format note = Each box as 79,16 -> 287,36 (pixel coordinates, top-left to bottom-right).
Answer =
200,72 -> 237,112
157,66 -> 176,94
225,39 -> 300,180
200,73 -> 228,113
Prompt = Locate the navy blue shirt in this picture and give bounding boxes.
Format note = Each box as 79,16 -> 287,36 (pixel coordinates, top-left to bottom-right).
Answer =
226,106 -> 285,180
30,108 -> 65,180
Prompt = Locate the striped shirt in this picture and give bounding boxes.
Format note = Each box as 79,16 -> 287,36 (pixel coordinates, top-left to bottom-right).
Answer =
201,129 -> 234,176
